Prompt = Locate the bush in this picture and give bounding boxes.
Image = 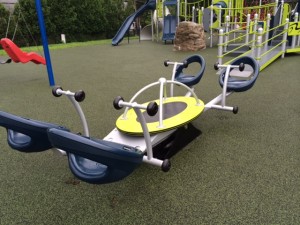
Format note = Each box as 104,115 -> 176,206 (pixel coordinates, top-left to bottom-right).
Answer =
4,0 -> 136,46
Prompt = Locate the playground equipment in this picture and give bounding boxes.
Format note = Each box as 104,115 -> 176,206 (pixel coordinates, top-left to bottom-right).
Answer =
178,0 -> 208,22
112,0 -> 156,46
1,3 -> 47,66
112,0 -> 205,45
162,0 -> 179,43
112,0 -> 178,45
0,0 -> 263,184
214,0 -> 300,71
202,0 -> 278,48
0,54 -> 260,184
0,38 -> 46,65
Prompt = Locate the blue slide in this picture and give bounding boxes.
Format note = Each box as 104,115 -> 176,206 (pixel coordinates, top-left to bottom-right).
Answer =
112,0 -> 156,46
162,14 -> 177,43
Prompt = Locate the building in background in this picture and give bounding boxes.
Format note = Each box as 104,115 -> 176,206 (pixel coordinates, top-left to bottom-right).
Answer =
0,0 -> 18,12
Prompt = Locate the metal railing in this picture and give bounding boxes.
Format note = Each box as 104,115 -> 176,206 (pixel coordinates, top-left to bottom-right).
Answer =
216,14 -> 292,69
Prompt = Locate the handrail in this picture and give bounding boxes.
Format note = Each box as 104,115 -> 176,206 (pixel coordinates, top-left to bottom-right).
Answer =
216,9 -> 292,65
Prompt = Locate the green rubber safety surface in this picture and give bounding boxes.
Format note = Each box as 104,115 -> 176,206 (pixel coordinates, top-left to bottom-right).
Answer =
0,39 -> 299,224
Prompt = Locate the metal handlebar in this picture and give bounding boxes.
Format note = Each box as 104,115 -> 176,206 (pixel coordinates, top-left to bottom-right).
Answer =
52,87 -> 85,102
214,62 -> 245,71
113,96 -> 158,117
164,60 -> 188,68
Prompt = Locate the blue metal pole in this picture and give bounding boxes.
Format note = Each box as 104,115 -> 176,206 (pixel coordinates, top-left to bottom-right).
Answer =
35,0 -> 55,86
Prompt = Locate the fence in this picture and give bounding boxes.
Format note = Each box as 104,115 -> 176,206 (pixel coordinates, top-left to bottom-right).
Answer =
216,12 -> 300,70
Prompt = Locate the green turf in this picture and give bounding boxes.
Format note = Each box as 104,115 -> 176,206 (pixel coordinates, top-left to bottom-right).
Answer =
0,39 -> 299,225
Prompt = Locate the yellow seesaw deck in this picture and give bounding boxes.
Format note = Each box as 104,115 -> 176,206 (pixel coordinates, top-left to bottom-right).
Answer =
116,96 -> 205,136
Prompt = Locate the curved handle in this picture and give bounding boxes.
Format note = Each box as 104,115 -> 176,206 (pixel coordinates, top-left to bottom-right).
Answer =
52,86 -> 85,102
113,96 -> 158,117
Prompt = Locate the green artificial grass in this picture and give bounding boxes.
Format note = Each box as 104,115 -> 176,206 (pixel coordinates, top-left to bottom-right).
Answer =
0,38 -> 140,56
0,39 -> 299,225
0,39 -> 107,56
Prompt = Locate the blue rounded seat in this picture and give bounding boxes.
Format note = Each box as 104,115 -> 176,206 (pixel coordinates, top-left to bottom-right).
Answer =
174,54 -> 206,87
47,128 -> 144,184
219,56 -> 260,92
0,111 -> 68,152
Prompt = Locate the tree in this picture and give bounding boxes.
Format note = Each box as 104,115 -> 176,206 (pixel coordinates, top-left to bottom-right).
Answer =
102,0 -> 135,38
13,0 -> 52,46
0,4 -> 11,39
47,0 -> 77,42
71,0 -> 105,34
3,0 -> 137,45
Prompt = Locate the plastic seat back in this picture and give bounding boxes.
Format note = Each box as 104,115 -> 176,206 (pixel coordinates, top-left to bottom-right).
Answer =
174,54 -> 206,87
219,56 -> 260,92
47,128 -> 144,184
0,111 -> 68,152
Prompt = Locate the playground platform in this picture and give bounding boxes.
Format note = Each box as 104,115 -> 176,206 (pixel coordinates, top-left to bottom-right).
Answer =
241,46 -> 284,71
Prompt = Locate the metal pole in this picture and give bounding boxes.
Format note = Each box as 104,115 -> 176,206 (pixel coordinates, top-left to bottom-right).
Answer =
291,12 -> 299,48
252,14 -> 258,57
35,0 -> 55,86
279,0 -> 284,25
224,16 -> 229,52
256,28 -> 263,63
151,10 -> 154,42
218,29 -> 224,65
259,0 -> 262,18
298,13 -> 300,46
210,4 -> 213,47
185,0 -> 187,21
264,14 -> 271,52
178,0 -> 181,24
274,0 -> 279,14
245,14 -> 250,45
218,5 -> 222,29
228,0 -> 232,28
221,66 -> 231,107
192,6 -> 195,22
281,18 -> 289,58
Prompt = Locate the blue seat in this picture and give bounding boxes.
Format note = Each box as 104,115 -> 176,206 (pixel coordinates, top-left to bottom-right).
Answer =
0,111 -> 68,152
47,128 -> 144,184
174,54 -> 206,87
219,56 -> 260,92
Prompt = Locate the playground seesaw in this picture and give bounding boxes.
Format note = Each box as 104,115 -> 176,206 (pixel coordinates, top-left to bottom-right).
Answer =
0,55 -> 259,184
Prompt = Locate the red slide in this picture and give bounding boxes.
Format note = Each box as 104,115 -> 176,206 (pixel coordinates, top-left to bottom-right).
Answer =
0,38 -> 46,65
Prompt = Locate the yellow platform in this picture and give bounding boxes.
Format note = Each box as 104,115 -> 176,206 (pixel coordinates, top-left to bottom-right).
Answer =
116,96 -> 205,136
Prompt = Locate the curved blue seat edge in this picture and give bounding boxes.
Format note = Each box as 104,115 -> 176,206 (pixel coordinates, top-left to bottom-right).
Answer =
219,56 -> 260,92
175,54 -> 206,87
47,128 -> 144,184
0,111 -> 68,152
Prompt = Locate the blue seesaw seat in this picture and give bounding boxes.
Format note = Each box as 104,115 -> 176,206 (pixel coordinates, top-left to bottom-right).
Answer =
0,111 -> 68,152
47,128 -> 144,184
174,55 -> 206,87
219,56 -> 260,92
